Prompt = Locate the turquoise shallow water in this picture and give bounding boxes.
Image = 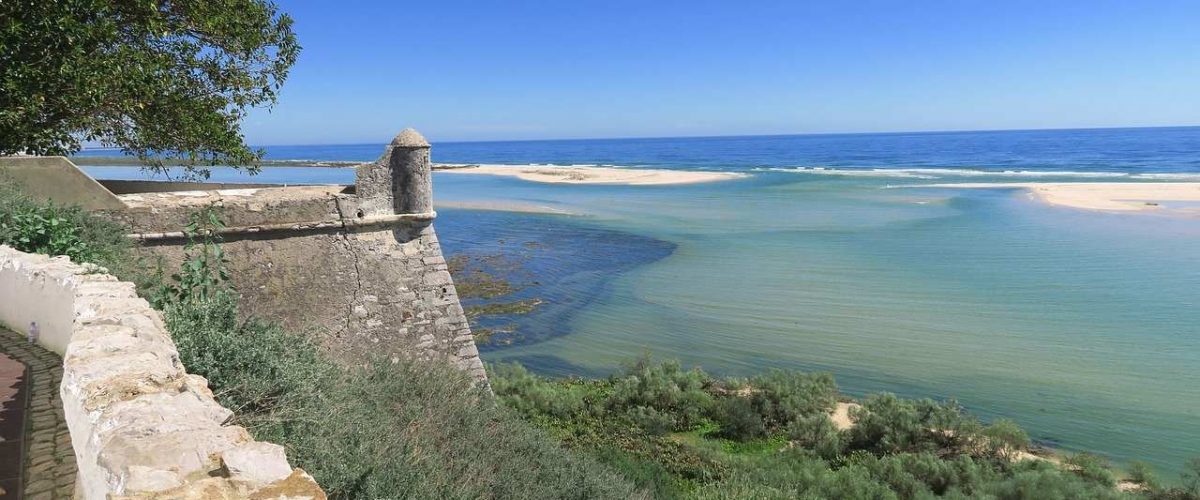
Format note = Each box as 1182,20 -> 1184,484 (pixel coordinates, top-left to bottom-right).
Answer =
432,172 -> 1199,476
80,127 -> 1200,477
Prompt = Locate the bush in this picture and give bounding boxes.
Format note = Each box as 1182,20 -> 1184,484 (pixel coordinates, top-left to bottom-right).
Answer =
490,362 -> 588,419
0,178 -> 133,275
710,396 -> 766,440
165,291 -> 638,499
1127,461 -> 1159,489
688,452 -> 833,499
163,290 -> 329,419
1064,453 -> 1117,488
786,414 -> 843,460
983,459 -> 1126,499
845,393 -> 981,456
607,357 -> 714,430
806,462 -> 903,500
590,446 -> 685,499
747,369 -> 837,430
982,418 -> 1031,461
843,452 -> 958,498
488,360 -> 1159,498
626,406 -> 677,436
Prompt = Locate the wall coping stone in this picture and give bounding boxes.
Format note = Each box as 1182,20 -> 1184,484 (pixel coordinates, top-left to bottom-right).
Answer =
0,245 -> 326,500
127,211 -> 437,242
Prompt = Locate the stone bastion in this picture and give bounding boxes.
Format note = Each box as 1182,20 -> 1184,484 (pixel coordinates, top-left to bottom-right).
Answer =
3,129 -> 486,382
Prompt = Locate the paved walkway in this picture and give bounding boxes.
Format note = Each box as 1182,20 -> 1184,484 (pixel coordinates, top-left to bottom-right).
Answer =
0,351 -> 26,498
0,328 -> 76,500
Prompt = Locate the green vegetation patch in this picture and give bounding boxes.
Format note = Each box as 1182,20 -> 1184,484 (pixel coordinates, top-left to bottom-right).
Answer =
0,177 -> 141,280
490,359 -> 1200,500
465,298 -> 543,319
447,254 -> 519,299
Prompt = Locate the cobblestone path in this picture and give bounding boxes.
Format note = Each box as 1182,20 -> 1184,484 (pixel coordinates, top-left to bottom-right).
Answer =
0,328 -> 76,500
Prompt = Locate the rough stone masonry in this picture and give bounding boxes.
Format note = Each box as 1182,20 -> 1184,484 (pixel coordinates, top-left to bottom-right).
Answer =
102,129 -> 487,381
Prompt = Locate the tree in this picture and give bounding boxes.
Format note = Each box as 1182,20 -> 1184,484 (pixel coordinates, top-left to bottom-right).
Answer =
981,418 -> 1030,461
0,0 -> 299,177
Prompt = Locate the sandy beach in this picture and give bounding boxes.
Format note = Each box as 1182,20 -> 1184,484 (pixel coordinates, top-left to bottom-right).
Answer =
436,164 -> 745,185
436,200 -> 575,215
924,182 -> 1200,214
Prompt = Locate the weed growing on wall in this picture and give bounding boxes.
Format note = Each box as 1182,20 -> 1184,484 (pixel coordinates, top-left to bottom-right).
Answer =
0,177 -> 131,272
152,204 -> 231,307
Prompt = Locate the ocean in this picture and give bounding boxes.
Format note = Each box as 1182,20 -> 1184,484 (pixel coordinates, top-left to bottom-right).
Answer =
79,126 -> 1200,477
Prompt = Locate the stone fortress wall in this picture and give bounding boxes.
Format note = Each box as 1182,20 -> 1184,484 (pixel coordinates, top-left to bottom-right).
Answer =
100,129 -> 486,380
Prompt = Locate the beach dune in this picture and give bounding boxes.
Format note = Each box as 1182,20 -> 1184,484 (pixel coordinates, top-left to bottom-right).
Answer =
436,164 -> 744,185
925,182 -> 1200,215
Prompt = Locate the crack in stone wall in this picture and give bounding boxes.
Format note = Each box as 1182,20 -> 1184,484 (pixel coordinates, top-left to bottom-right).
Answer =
332,198 -> 366,341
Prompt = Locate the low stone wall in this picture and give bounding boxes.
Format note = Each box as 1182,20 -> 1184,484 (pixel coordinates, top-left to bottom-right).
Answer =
0,245 -> 325,499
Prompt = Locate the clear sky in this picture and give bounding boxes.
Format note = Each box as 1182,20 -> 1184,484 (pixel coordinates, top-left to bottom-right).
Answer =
244,0 -> 1200,145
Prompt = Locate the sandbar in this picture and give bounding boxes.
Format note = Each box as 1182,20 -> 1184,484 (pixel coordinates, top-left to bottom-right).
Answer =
921,182 -> 1200,215
436,164 -> 745,185
435,200 -> 575,215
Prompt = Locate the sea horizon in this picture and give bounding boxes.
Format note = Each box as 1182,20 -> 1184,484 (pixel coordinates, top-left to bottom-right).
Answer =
76,125 -> 1200,179
77,123 -> 1200,152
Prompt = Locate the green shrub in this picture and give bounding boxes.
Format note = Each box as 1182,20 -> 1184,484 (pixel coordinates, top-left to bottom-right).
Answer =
983,459 -> 1126,499
489,362 -> 589,419
786,414 -> 843,460
0,178 -> 132,274
608,357 -> 714,430
156,205 -> 231,306
626,406 -> 677,436
1127,461 -> 1159,489
807,462 -> 903,500
982,418 -> 1031,461
845,393 -> 981,456
1064,453 -> 1117,488
163,290 -> 329,419
590,446 -> 686,499
747,369 -> 837,430
488,360 -> 1159,498
710,396 -> 766,440
688,452 -> 832,499
164,291 -> 639,499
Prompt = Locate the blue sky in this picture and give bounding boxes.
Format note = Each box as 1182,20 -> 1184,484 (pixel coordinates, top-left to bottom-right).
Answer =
244,0 -> 1200,145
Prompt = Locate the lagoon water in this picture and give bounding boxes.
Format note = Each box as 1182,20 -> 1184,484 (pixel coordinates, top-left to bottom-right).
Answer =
81,127 -> 1200,476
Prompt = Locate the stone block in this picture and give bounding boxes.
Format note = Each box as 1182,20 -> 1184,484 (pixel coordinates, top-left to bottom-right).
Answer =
221,442 -> 293,487
124,465 -> 183,493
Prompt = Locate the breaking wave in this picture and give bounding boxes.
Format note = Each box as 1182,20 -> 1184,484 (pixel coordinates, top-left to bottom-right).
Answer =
756,166 -> 1200,181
